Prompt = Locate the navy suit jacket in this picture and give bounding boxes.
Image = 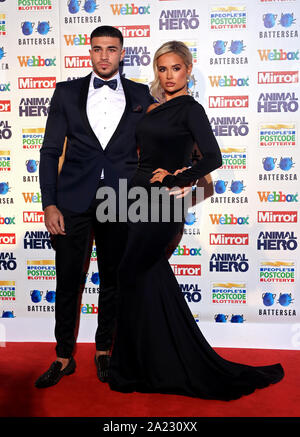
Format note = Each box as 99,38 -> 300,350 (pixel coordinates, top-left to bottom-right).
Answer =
39,73 -> 154,213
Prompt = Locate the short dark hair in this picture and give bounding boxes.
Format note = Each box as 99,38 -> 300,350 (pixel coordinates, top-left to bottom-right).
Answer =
90,26 -> 123,47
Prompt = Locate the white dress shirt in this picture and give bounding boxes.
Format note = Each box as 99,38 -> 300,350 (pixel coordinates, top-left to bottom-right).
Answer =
87,71 -> 126,178
87,70 -> 126,149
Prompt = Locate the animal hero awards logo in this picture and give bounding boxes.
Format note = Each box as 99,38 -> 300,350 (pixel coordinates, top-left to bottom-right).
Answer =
210,5 -> 247,30
211,282 -> 247,304
257,92 -> 298,112
259,123 -> 296,147
210,116 -> 249,137
159,7 -> 199,30
257,231 -> 297,250
259,260 -> 295,283
0,121 -> 12,140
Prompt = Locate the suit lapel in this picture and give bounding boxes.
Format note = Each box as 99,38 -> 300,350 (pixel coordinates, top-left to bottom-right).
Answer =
103,75 -> 132,154
79,72 -> 103,149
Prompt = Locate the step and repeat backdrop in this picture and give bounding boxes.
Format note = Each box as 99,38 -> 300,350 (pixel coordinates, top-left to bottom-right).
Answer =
0,0 -> 300,349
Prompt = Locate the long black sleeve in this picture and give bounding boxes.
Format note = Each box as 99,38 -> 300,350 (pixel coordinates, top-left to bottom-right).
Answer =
163,102 -> 222,188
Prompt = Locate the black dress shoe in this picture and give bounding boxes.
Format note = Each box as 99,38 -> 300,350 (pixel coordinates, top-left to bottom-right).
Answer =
95,354 -> 110,382
35,357 -> 76,388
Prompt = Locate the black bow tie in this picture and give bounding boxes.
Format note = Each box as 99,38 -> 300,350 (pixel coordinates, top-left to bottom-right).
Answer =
93,77 -> 118,90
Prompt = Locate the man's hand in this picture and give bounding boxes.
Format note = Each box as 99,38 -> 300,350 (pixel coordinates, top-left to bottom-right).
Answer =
44,205 -> 66,235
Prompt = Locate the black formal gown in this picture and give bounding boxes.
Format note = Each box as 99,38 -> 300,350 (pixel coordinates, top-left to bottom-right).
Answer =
108,95 -> 284,400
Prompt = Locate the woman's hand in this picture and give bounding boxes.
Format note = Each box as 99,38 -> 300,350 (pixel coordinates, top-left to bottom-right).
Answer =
168,167 -> 193,198
150,168 -> 171,184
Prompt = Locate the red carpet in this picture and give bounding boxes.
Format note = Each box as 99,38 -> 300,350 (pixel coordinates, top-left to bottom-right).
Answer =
0,342 -> 299,427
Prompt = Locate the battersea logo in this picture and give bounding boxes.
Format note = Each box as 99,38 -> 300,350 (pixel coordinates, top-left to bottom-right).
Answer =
257,190 -> 298,202
258,71 -> 298,84
27,259 -> 56,280
17,55 -> 56,68
209,213 -> 249,225
208,75 -> 249,88
0,182 -> 13,205
115,25 -> 150,38
211,283 -> 247,304
18,77 -> 56,90
210,6 -> 247,30
220,147 -> 247,169
209,233 -> 249,245
24,231 -> 51,249
0,151 -> 10,171
257,231 -> 297,250
24,159 -> 39,183
259,156 -> 297,182
67,0 -> 98,14
22,128 -> 44,150
257,92 -> 298,112
209,253 -> 249,272
19,21 -> 54,46
257,210 -> 297,223
173,245 -> 201,256
209,95 -> 248,108
18,0 -> 52,11
210,116 -> 249,137
0,252 -> 17,271
171,264 -> 201,276
0,281 -> 16,302
19,97 -> 50,117
210,40 -> 248,65
260,12 -> 298,38
179,283 -> 201,303
260,260 -> 295,283
159,9 -> 199,30
211,179 -> 248,204
259,123 -> 296,147
259,292 -> 296,318
110,3 -> 150,15
123,46 -> 151,67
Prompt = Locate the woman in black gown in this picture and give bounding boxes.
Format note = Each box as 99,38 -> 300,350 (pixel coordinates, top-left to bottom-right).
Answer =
108,41 -> 284,400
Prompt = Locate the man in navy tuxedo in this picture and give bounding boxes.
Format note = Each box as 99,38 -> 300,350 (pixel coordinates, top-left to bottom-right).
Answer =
35,26 -> 154,388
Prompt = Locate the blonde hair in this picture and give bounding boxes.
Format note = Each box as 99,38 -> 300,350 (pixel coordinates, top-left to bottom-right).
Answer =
150,41 -> 193,103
